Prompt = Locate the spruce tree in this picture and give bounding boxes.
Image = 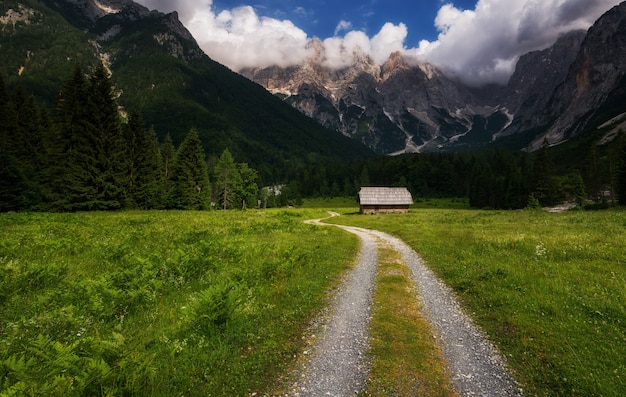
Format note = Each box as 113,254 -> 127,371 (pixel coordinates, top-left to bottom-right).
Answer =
237,162 -> 258,209
45,64 -> 94,211
142,127 -> 166,208
0,74 -> 33,211
161,134 -> 176,180
123,111 -> 165,209
214,149 -> 241,210
168,128 -> 211,209
87,62 -> 126,209
161,134 -> 176,198
0,73 -> 17,154
533,141 -> 558,206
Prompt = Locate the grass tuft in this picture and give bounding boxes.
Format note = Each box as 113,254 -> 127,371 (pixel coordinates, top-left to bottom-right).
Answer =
362,247 -> 458,397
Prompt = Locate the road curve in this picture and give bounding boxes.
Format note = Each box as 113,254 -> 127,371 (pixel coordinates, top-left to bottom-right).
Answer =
294,213 -> 523,397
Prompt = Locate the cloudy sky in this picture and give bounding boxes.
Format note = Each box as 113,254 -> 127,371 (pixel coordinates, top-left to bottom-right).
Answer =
134,0 -> 622,85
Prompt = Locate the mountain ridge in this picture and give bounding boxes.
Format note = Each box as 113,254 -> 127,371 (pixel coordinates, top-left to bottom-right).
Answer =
1,0 -> 374,181
243,2 -> 626,154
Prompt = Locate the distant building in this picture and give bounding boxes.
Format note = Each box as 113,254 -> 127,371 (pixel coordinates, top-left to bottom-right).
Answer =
357,187 -> 413,214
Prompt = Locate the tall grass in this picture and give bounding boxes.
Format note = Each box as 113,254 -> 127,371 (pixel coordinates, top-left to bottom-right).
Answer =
331,207 -> 626,396
0,210 -> 358,396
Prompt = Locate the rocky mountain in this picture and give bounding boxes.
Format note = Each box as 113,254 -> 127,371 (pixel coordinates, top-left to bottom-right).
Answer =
0,0 -> 373,177
526,1 -> 626,150
243,45 -> 508,154
243,2 -> 626,154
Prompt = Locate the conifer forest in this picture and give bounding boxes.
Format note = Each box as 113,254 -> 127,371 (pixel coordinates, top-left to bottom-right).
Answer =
1,64 -> 626,212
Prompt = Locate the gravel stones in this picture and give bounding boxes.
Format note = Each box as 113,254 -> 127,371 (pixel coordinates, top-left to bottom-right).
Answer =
295,217 -> 524,396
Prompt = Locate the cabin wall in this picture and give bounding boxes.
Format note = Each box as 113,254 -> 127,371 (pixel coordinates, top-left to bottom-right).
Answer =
360,205 -> 409,214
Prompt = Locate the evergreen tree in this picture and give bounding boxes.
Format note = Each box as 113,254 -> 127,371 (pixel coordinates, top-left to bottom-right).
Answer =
359,165 -> 370,187
237,162 -> 258,209
586,145 -> 604,200
44,64 -> 94,211
168,128 -> 211,209
0,74 -> 37,211
161,134 -> 176,197
532,142 -> 559,206
86,62 -> 126,209
0,73 -> 17,154
123,111 -> 164,208
214,149 -> 241,210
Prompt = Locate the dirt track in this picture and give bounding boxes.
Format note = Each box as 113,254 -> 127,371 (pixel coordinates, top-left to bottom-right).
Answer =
292,213 -> 523,396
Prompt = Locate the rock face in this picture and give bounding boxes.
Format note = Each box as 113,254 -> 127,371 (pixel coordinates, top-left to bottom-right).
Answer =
243,2 -> 626,154
528,1 -> 626,150
494,30 -> 587,138
243,48 -> 509,154
43,0 -> 199,58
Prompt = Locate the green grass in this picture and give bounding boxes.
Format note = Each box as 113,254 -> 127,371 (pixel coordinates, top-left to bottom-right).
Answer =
329,207 -> 626,396
2,205 -> 625,396
0,209 -> 358,396
301,196 -> 359,209
362,247 -> 458,397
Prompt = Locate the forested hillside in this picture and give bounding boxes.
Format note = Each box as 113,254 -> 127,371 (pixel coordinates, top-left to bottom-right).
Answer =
2,63 -> 626,212
1,0 -> 626,211
289,132 -> 626,210
0,0 -> 373,183
0,66 -> 259,211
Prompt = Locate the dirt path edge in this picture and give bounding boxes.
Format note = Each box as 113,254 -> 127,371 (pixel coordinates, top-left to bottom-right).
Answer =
297,213 -> 524,397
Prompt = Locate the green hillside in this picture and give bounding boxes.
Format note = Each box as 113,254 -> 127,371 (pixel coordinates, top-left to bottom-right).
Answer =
0,0 -> 373,181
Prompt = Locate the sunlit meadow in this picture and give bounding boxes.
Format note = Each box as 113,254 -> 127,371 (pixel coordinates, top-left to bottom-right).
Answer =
0,210 -> 357,395
330,205 -> 626,396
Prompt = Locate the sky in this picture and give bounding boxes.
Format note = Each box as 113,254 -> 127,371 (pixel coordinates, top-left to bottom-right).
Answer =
134,0 -> 623,86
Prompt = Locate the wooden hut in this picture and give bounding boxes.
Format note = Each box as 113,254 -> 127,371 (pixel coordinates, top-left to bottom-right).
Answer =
357,187 -> 413,214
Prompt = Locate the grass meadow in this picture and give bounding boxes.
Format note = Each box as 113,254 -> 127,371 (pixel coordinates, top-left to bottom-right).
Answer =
329,205 -> 626,396
0,210 -> 358,395
0,204 -> 624,396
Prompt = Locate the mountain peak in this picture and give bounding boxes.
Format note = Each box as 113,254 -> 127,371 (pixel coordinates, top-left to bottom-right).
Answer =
380,51 -> 409,80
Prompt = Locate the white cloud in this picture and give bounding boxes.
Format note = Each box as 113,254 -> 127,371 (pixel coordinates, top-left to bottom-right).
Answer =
135,0 -> 623,85
187,5 -> 311,70
334,20 -> 353,36
415,0 -> 623,85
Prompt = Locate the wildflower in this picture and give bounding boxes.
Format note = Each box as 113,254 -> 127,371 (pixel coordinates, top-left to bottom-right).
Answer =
535,242 -> 547,257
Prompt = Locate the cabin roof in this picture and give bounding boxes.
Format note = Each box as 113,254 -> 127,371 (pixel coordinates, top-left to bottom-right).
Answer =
358,187 -> 413,206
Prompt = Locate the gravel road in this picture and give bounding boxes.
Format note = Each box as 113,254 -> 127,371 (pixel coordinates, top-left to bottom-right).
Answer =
290,222 -> 378,395
292,214 -> 524,397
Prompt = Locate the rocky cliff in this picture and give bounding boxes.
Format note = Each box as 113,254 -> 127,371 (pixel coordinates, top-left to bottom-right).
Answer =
243,2 -> 626,154
528,1 -> 626,150
243,47 -> 510,154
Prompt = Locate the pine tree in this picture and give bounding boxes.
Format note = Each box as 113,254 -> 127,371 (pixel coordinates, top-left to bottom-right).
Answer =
44,64 -> 94,211
168,128 -> 211,209
214,149 -> 241,210
0,73 -> 17,154
161,134 -> 176,183
123,112 -> 164,208
533,141 -> 558,206
237,162 -> 258,209
87,62 -> 126,209
0,74 -> 34,211
141,127 -> 166,208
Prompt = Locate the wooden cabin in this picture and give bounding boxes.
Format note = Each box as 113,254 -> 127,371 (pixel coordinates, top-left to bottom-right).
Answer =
357,187 -> 413,214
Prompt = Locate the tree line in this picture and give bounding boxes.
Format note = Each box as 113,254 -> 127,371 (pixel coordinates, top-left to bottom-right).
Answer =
0,64 -> 257,212
2,63 -> 626,212
288,138 -> 626,209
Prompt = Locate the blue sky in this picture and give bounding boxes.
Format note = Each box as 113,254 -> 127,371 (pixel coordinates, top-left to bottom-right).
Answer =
211,0 -> 478,45
135,0 -> 622,85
